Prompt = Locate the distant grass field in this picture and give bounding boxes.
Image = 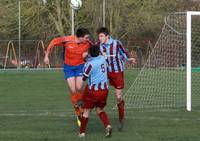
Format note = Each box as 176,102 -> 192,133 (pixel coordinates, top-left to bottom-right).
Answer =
0,69 -> 200,141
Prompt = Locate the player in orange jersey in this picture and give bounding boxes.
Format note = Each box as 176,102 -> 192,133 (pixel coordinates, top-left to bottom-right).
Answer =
44,28 -> 92,126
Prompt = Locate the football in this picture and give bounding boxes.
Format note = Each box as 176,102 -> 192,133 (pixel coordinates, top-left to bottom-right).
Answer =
70,0 -> 82,10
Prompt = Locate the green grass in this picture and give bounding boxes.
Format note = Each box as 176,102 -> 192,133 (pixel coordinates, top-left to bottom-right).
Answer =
0,70 -> 200,141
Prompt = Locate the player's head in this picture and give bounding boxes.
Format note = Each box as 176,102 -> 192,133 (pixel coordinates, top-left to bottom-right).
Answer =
96,27 -> 110,44
76,28 -> 90,43
96,27 -> 110,36
88,45 -> 100,57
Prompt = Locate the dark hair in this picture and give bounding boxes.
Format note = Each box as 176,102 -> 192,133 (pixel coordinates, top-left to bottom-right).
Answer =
76,28 -> 90,37
96,27 -> 110,36
88,45 -> 100,57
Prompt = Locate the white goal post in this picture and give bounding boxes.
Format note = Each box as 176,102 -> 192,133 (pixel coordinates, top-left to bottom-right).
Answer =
186,11 -> 200,111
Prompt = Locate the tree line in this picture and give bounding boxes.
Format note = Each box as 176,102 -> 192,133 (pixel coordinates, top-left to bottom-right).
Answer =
0,0 -> 199,42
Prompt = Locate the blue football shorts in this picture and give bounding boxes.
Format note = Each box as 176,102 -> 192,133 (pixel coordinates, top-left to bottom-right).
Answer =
63,63 -> 84,79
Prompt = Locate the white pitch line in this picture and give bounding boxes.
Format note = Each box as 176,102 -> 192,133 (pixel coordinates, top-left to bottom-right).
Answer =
0,111 -> 200,121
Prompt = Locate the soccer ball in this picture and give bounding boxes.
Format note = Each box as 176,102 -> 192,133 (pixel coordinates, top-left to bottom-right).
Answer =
70,0 -> 82,10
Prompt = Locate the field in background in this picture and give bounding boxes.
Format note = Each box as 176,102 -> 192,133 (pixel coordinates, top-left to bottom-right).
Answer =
0,70 -> 200,141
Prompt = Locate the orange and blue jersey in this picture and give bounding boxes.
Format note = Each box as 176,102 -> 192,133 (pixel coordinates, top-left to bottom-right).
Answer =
99,37 -> 129,73
47,35 -> 91,66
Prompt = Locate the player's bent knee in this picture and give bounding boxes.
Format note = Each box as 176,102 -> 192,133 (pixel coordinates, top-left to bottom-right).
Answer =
83,109 -> 91,118
115,93 -> 123,100
68,86 -> 76,94
116,97 -> 123,104
96,108 -> 103,114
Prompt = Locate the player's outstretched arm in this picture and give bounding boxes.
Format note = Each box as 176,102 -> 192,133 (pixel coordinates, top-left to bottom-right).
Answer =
44,37 -> 67,65
128,57 -> 137,64
46,37 -> 67,53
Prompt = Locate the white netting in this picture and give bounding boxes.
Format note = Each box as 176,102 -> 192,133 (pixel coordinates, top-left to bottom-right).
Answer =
124,12 -> 200,111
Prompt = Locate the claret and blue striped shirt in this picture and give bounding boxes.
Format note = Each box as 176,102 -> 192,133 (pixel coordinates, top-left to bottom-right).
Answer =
83,55 -> 109,91
99,37 -> 129,73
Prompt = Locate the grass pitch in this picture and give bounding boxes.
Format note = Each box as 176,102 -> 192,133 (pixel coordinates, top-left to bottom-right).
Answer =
0,69 -> 199,141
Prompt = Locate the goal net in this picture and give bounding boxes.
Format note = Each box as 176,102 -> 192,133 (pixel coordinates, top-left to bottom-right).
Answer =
124,12 -> 200,111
